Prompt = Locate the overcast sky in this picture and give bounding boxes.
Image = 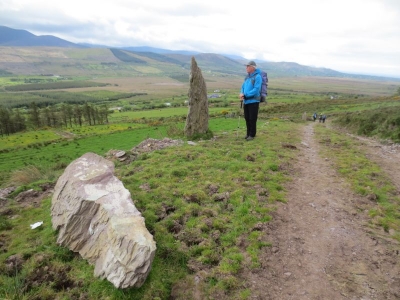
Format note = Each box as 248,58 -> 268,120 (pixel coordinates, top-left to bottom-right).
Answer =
1,0 -> 400,78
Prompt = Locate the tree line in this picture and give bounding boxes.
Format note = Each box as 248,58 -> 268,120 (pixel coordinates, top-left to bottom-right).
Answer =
0,102 -> 110,136
0,91 -> 146,109
4,81 -> 109,92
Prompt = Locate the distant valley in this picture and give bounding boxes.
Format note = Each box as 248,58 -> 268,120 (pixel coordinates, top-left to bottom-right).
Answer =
1,25 -> 399,81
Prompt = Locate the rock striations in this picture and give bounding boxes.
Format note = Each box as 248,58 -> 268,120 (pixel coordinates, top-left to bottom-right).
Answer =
184,56 -> 209,137
51,152 -> 156,289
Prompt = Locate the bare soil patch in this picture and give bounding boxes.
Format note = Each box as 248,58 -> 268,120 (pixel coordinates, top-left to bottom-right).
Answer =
244,122 -> 400,299
14,183 -> 54,208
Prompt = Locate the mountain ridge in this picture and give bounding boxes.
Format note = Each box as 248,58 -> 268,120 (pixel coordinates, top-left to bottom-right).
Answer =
0,25 -> 85,48
0,25 -> 398,81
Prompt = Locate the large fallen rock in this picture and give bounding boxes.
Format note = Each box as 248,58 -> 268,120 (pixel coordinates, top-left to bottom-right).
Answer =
51,152 -> 156,289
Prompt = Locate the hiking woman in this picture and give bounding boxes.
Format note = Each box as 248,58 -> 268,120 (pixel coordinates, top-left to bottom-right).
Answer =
239,60 -> 262,141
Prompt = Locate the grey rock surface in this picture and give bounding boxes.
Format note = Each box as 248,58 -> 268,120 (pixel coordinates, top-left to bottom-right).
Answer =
51,152 -> 156,289
184,57 -> 209,137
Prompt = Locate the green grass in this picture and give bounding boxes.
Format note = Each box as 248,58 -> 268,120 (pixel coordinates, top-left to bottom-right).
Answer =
124,118 -> 299,298
0,117 -> 301,299
108,106 -> 235,121
0,126 -> 167,181
1,73 -> 400,299
314,125 -> 400,239
1,116 -> 399,298
0,130 -> 61,150
0,117 -> 240,177
332,105 -> 400,143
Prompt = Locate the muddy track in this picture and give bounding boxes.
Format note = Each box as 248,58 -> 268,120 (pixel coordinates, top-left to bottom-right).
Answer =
245,122 -> 400,299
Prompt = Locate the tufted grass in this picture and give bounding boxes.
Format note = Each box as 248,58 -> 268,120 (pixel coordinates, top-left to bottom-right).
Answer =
1,86 -> 400,298
0,117 -> 300,299
314,124 -> 400,240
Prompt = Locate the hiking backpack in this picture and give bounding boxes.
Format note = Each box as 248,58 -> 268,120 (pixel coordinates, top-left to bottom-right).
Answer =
259,70 -> 268,102
251,70 -> 268,103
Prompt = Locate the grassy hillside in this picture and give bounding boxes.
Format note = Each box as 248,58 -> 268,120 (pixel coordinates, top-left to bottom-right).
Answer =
2,46 -> 399,81
1,98 -> 400,298
0,53 -> 400,298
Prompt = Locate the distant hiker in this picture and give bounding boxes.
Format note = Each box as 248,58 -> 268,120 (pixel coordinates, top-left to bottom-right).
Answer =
322,115 -> 326,123
319,114 -> 323,123
313,112 -> 317,122
239,60 -> 261,141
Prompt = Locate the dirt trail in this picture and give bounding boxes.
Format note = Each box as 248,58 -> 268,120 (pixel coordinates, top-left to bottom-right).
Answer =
246,122 -> 400,299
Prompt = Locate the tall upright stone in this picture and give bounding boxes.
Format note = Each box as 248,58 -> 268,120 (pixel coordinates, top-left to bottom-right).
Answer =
184,57 -> 209,137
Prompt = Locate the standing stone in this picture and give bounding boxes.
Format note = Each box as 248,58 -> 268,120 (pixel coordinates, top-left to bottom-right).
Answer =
51,152 -> 156,289
184,57 -> 209,137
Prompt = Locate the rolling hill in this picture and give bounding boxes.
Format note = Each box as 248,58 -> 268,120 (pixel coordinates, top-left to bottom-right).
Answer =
0,25 -> 398,81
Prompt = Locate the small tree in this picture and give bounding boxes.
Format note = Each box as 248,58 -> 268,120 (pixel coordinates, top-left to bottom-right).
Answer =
0,105 -> 11,136
12,108 -> 26,132
29,102 -> 41,128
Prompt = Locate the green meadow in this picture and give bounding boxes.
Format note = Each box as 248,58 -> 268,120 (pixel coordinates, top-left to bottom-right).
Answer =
0,117 -> 241,179
1,72 -> 400,299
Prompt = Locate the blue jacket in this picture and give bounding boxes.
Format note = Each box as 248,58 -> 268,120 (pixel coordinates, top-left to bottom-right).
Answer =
241,68 -> 261,105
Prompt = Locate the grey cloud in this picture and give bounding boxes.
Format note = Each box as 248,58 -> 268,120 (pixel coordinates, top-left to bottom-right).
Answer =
1,7 -> 78,35
382,0 -> 400,12
285,37 -> 306,44
151,3 -> 224,17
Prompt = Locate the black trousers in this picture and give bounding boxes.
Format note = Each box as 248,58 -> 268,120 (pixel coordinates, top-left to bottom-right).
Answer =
244,102 -> 259,137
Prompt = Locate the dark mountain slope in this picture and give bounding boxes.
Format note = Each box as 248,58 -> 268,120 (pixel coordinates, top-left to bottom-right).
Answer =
0,26 -> 84,48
